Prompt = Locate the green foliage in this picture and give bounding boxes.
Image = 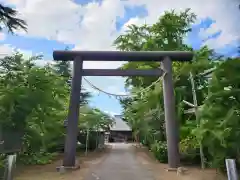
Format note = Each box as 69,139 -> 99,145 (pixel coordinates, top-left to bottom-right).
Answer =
78,106 -> 114,151
0,6 -> 238,173
54,60 -> 71,79
0,4 -> 27,33
114,8 -> 196,88
193,59 -> 240,168
53,48 -> 92,106
116,8 -> 212,148
0,52 -> 111,166
114,8 -> 239,172
150,141 -> 168,163
0,154 -> 6,168
85,132 -> 100,150
18,151 -> 58,165
0,52 -> 68,164
79,106 -> 114,132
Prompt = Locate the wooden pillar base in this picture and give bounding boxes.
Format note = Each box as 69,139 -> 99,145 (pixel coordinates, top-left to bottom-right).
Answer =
56,164 -> 80,174
56,159 -> 80,173
166,167 -> 178,172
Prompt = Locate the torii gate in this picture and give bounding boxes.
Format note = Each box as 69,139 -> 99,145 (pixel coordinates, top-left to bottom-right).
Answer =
53,51 -> 193,169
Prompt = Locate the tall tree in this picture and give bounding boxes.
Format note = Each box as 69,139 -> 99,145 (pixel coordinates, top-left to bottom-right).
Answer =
114,9 -> 220,168
54,60 -> 71,79
0,4 -> 27,33
54,47 -> 72,79
0,52 -> 69,164
0,52 -> 113,165
114,8 -> 196,88
193,58 -> 240,168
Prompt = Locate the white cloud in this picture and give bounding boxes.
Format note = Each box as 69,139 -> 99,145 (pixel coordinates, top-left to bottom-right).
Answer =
0,44 -> 36,59
33,59 -> 54,66
0,44 -> 44,65
83,61 -> 124,69
0,32 -> 6,41
0,44 -> 13,57
125,0 -> 239,49
3,0 -> 126,51
105,85 -> 128,95
82,76 -> 126,95
103,110 -> 118,117
2,0 -> 238,53
1,0 -> 239,94
199,21 -> 239,48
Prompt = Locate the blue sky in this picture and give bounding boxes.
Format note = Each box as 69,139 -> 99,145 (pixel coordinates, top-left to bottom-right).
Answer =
0,0 -> 239,116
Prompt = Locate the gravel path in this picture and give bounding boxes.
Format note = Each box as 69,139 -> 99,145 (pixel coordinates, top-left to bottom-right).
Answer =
84,143 -> 155,180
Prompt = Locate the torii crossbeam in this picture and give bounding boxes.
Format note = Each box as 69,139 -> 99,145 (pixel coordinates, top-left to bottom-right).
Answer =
53,50 -> 193,169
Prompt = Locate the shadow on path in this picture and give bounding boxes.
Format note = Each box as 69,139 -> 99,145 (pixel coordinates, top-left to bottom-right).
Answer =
84,143 -> 155,180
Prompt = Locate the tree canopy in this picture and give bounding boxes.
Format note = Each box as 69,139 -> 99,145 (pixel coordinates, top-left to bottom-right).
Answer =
0,4 -> 27,33
0,4 -> 239,174
0,52 -> 113,165
0,5 -> 114,166
114,9 -> 239,170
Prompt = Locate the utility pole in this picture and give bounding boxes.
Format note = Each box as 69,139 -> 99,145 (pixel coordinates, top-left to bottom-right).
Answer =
183,72 -> 205,169
85,127 -> 89,156
189,72 -> 205,169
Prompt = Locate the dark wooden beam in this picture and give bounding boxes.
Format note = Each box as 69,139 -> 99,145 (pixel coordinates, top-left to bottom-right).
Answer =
82,69 -> 164,76
53,50 -> 193,62
63,57 -> 83,168
161,57 -> 180,168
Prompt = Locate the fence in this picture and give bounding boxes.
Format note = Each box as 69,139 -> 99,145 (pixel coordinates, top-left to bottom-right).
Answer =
225,159 -> 239,180
0,155 -> 17,180
0,128 -> 23,180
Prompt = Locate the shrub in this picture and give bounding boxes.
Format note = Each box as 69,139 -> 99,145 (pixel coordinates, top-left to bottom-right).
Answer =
78,132 -> 99,150
18,150 -> 58,165
179,135 -> 200,164
150,140 -> 168,163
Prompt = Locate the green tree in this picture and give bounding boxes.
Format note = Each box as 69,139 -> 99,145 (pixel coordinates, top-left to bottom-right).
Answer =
114,9 -> 221,166
54,47 -> 91,105
78,106 -> 114,150
0,52 -> 110,165
54,47 -> 71,79
0,52 -> 69,164
193,58 -> 240,169
79,106 -> 114,132
0,4 -> 27,33
114,8 -> 196,88
54,61 -> 71,79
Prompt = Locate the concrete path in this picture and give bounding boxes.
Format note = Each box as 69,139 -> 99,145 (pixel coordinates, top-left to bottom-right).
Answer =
84,143 -> 155,180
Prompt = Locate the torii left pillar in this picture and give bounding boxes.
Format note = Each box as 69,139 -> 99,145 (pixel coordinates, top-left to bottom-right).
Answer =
62,57 -> 83,168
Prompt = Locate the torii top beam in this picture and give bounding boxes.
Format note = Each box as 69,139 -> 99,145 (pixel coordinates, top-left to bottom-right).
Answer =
53,51 -> 193,62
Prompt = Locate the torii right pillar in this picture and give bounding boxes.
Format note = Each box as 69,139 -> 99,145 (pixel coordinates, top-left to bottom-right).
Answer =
161,56 -> 180,168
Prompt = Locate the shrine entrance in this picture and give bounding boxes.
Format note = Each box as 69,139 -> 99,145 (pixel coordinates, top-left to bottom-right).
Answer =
53,50 -> 193,169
